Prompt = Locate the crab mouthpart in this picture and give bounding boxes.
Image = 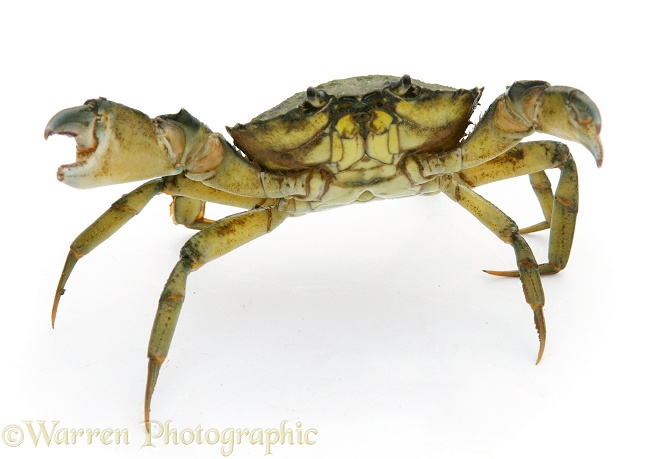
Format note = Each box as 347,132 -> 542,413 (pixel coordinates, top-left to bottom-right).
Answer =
44,104 -> 100,182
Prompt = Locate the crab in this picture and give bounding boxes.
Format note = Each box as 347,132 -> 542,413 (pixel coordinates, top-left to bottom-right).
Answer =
44,75 -> 602,427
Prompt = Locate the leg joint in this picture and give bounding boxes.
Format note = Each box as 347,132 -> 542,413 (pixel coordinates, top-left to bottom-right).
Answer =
498,225 -> 522,244
555,194 -> 579,213
110,202 -> 140,215
505,81 -> 551,127
179,246 -> 200,266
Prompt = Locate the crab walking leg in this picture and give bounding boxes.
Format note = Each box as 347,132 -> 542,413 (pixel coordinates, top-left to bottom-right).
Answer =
145,207 -> 289,427
440,175 -> 546,363
458,142 -> 560,234
163,173 -> 276,209
52,178 -> 165,326
52,175 -> 274,326
519,172 -> 553,234
457,141 -> 578,276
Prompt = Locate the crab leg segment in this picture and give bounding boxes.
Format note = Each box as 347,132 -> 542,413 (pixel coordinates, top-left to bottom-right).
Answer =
458,141 -> 579,276
519,171 -> 553,235
165,175 -> 278,230
50,174 -> 273,326
440,174 -> 546,363
145,207 -> 289,429
51,179 -> 165,326
170,197 -> 213,230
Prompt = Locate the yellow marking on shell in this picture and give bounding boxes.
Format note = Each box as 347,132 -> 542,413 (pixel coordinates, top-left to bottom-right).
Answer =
333,114 -> 365,170
396,95 -> 465,128
331,110 -> 398,169
334,114 -> 360,138
253,111 -> 331,151
369,110 -> 393,134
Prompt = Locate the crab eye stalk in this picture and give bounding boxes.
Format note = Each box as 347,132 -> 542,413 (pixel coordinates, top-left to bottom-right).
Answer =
387,74 -> 418,98
398,74 -> 412,94
305,87 -> 328,109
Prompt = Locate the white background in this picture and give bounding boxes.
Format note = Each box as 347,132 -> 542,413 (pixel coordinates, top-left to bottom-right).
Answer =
1,1 -> 666,458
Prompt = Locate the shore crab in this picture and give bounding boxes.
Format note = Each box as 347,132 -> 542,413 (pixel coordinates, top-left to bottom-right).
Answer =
44,75 -> 603,427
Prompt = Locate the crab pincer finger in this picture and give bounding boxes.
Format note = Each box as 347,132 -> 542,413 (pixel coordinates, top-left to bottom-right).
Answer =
45,98 -> 183,189
534,86 -> 603,167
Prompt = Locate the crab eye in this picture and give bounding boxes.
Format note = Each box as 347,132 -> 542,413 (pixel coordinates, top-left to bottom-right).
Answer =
398,74 -> 412,94
387,74 -> 419,98
305,87 -> 328,109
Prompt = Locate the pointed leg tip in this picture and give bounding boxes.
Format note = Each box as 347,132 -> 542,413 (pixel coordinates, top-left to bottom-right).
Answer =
535,341 -> 545,365
51,305 -> 58,329
483,269 -> 521,277
51,251 -> 80,329
144,401 -> 153,432
144,385 -> 153,432
145,358 -> 162,432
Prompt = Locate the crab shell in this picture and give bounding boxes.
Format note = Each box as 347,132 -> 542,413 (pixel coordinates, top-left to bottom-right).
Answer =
227,75 -> 482,172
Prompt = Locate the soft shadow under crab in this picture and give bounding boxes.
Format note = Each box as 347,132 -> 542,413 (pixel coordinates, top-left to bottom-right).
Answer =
45,74 -> 603,428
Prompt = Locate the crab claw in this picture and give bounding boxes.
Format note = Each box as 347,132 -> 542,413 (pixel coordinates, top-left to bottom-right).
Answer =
45,98 -> 183,188
535,86 -> 603,167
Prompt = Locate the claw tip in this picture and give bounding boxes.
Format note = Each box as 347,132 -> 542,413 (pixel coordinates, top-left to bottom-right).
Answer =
533,308 -> 546,364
